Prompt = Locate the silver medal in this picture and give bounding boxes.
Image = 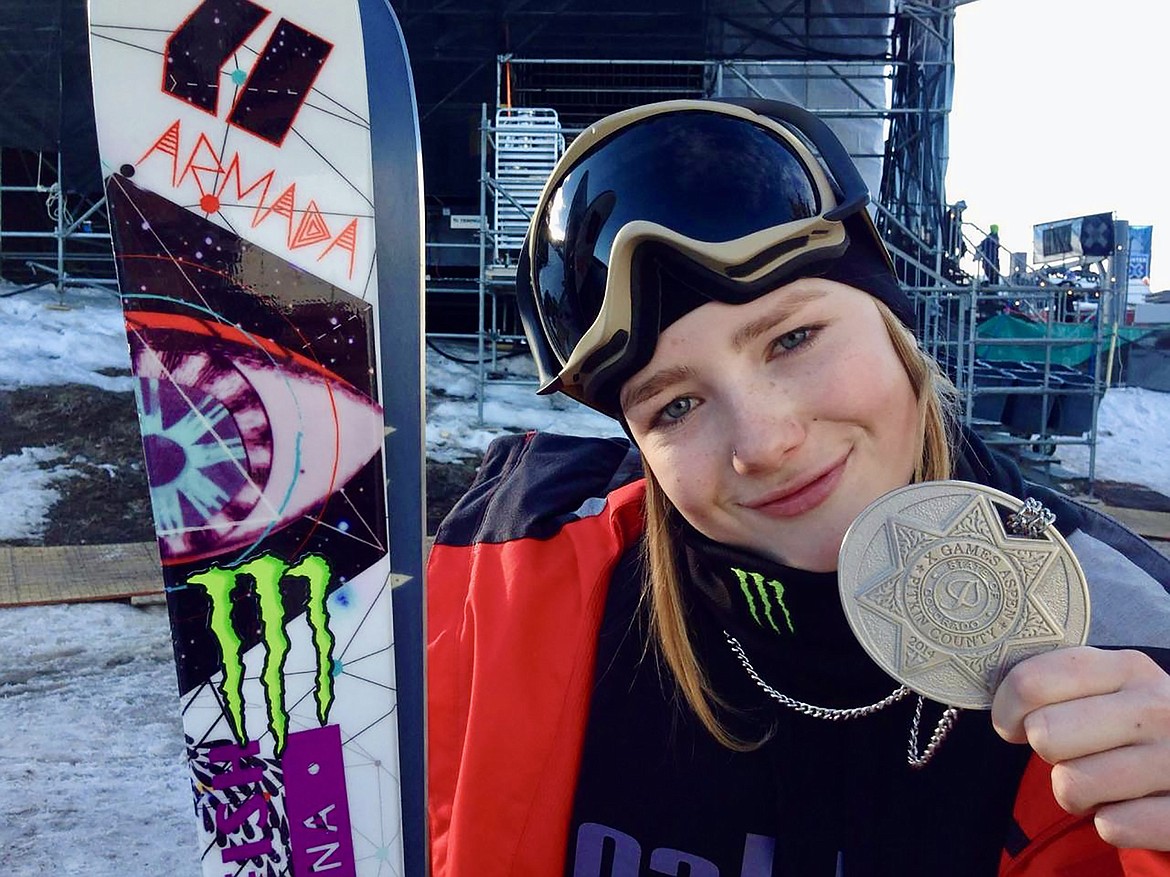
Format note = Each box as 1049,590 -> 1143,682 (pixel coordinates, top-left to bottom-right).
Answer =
838,481 -> 1090,710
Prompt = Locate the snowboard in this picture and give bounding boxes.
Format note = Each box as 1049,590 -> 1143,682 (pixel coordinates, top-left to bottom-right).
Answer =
86,1 -> 427,874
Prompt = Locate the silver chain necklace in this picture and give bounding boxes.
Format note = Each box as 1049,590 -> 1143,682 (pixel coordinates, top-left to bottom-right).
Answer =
724,631 -> 961,768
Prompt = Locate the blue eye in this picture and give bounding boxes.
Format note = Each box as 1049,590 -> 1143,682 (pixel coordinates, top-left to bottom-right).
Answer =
661,397 -> 694,422
775,328 -> 810,352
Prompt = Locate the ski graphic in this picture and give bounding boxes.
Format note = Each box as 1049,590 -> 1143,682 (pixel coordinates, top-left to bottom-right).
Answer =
87,0 -> 426,873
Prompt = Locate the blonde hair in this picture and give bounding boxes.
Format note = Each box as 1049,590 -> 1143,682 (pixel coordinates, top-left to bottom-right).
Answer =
640,300 -> 958,749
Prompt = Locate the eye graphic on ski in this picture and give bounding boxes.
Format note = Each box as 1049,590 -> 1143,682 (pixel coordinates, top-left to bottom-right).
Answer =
188,552 -> 337,754
124,305 -> 384,565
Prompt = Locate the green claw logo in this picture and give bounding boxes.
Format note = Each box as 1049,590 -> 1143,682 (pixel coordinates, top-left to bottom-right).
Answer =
731,567 -> 795,635
188,553 -> 336,754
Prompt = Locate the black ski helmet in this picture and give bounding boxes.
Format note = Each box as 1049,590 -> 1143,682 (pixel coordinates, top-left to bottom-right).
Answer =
515,98 -> 913,419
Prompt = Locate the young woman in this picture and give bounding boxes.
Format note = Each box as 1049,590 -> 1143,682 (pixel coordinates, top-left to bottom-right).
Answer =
427,99 -> 1170,876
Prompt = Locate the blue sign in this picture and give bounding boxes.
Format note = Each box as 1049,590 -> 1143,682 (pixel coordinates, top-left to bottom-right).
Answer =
1129,225 -> 1153,280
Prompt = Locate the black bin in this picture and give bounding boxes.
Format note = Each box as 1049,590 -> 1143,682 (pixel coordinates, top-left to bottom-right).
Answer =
1001,365 -> 1063,435
970,365 -> 1016,423
1048,370 -> 1098,435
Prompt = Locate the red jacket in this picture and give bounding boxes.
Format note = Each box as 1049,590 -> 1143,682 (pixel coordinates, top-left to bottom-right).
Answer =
428,432 -> 1170,875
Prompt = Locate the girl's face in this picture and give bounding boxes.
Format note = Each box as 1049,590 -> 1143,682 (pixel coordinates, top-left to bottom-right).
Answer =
621,278 -> 921,572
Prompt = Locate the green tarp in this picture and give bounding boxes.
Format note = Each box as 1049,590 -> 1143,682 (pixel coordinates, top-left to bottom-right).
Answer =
976,313 -> 1150,367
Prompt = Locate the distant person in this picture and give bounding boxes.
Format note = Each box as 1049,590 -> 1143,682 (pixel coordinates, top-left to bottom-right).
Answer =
943,201 -> 968,283
979,223 -> 1002,284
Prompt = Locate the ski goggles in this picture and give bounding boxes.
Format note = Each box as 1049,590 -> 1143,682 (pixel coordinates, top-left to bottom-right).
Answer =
516,98 -> 892,418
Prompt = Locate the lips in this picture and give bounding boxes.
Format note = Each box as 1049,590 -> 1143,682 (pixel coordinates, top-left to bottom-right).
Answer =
743,455 -> 848,518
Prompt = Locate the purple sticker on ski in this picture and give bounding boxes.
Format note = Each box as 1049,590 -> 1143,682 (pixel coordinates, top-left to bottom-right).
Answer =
283,725 -> 357,876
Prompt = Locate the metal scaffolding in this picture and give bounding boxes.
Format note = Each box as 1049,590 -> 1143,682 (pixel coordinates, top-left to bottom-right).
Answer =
449,3 -> 1116,487
0,148 -> 115,298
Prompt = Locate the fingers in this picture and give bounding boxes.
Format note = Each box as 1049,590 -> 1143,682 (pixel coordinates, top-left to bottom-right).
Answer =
1048,742 -> 1170,815
992,647 -> 1162,744
990,647 -> 1170,851
1094,796 -> 1170,851
1020,688 -> 1169,762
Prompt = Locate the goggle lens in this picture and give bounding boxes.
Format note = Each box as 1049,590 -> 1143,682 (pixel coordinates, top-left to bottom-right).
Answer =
532,111 -> 823,364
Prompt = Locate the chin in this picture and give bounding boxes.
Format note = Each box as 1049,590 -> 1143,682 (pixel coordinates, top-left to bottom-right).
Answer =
755,533 -> 842,573
783,548 -> 840,574
776,513 -> 854,571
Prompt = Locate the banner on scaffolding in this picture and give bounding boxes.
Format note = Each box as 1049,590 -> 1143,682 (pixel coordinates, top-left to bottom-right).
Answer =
1033,212 -> 1114,263
1129,225 -> 1153,280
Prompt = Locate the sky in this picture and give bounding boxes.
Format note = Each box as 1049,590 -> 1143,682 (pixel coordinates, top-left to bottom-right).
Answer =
946,0 -> 1170,292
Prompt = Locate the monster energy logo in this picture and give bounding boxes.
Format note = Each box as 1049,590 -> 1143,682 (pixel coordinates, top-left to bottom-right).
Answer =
187,553 -> 336,755
731,567 -> 795,635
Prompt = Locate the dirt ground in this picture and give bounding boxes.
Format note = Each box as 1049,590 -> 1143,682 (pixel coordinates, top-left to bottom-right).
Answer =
0,383 -> 480,547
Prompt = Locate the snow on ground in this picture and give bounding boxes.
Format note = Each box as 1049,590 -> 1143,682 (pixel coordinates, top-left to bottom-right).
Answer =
0,448 -> 75,541
0,285 -> 133,393
1059,385 -> 1170,498
0,281 -> 1168,875
424,339 -> 621,462
0,602 -> 194,875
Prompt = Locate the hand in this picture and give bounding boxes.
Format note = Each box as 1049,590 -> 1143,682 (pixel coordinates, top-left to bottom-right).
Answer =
992,646 -> 1170,851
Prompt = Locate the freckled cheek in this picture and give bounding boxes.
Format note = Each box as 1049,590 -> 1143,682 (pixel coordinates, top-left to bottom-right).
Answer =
653,448 -> 724,520
818,351 -> 913,423
797,360 -> 876,419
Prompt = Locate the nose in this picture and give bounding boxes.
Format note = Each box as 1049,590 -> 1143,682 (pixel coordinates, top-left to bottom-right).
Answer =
728,383 -> 807,476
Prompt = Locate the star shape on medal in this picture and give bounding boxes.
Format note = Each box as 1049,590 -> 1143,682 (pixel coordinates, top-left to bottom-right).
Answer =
855,492 -> 1069,699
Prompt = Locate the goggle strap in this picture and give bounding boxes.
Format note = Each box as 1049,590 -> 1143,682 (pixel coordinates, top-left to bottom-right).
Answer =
825,191 -> 869,222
